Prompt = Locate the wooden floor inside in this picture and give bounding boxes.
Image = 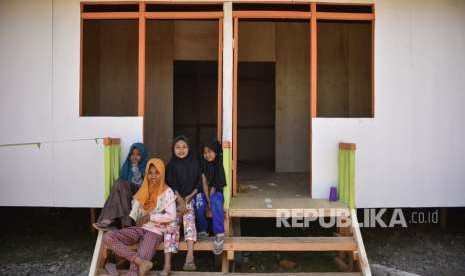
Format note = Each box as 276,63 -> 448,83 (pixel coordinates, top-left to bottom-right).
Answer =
237,160 -> 309,198
231,161 -> 348,217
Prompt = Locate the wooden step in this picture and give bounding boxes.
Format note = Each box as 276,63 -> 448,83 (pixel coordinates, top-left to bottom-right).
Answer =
224,236 -> 357,251
228,198 -> 351,218
126,236 -> 357,252
97,269 -> 363,276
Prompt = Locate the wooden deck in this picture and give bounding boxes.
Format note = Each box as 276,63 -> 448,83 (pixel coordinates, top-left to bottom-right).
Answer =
89,172 -> 370,276
229,197 -> 350,217
89,209 -> 371,276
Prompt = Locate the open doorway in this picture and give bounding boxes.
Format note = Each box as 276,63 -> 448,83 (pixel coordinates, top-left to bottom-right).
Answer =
173,60 -> 218,152
235,20 -> 310,198
144,20 -> 221,161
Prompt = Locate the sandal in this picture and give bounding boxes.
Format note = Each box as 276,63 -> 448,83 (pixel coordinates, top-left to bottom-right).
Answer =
157,271 -> 170,276
197,231 -> 209,241
213,236 -> 224,255
182,261 -> 197,271
92,222 -> 111,232
104,262 -> 119,276
92,222 -> 118,232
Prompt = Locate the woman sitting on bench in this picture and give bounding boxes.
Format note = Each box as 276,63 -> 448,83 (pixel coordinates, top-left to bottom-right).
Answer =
94,143 -> 148,230
103,158 -> 176,276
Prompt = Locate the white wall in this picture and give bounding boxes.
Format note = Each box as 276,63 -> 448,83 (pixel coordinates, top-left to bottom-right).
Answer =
0,0 -> 142,207
312,0 -> 465,207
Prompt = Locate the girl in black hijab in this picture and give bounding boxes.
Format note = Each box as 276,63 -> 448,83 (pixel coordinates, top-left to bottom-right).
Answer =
162,136 -> 201,274
198,140 -> 226,255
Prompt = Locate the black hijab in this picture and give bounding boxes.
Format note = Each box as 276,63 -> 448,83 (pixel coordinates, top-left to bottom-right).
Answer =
166,135 -> 202,197
201,140 -> 226,190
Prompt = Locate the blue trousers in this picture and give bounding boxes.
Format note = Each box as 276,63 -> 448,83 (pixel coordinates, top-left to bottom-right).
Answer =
194,191 -> 225,235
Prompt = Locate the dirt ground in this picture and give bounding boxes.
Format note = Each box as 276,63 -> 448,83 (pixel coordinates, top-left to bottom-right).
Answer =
0,207 -> 464,276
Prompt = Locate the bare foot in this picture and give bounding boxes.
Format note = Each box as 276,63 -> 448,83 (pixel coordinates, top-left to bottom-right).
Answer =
158,269 -> 170,276
139,260 -> 153,276
134,256 -> 153,276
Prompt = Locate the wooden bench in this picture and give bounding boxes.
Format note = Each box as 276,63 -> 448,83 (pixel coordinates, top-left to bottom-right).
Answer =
125,236 -> 357,252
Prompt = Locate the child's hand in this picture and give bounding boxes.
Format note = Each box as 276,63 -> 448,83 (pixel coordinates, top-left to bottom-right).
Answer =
184,195 -> 193,204
177,202 -> 188,214
136,214 -> 150,227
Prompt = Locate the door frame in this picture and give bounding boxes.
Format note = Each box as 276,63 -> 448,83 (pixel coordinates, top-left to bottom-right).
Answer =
230,2 -> 375,198
231,9 -> 312,197
144,10 -> 224,142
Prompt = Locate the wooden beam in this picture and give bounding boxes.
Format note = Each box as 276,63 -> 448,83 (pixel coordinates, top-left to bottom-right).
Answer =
310,2 -> 317,118
222,252 -> 229,273
339,143 -> 356,151
97,270 -> 363,276
88,230 -> 105,276
228,208 -> 351,218
233,11 -> 311,19
315,12 -> 374,21
221,1 -> 233,145
232,16 -> 238,197
81,1 -> 139,5
145,11 -> 223,19
351,209 -> 372,276
103,137 -> 121,146
124,236 -> 356,252
224,237 -> 357,252
138,2 -> 146,116
218,18 -> 223,141
371,17 -> 375,117
81,12 -> 139,19
79,11 -> 84,116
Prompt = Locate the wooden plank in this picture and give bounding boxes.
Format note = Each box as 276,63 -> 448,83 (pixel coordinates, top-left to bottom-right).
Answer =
315,12 -> 374,21
310,2 -> 317,118
81,1 -> 139,5
81,12 -> 139,19
128,237 -> 215,251
228,208 -> 350,218
350,209 -> 372,276
221,1 -> 233,147
233,11 -> 311,19
227,250 -> 235,260
222,252 -> 229,273
125,236 -> 355,252
89,230 -> 105,276
223,237 -> 357,252
79,7 -> 84,116
232,17 -> 238,197
145,11 -> 223,19
371,18 -> 375,117
339,143 -> 356,151
218,18 -> 223,141
138,2 -> 146,116
98,269 -> 363,276
229,197 -> 350,218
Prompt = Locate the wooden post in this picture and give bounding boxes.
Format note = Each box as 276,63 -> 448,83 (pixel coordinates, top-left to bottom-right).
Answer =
138,2 -> 146,116
90,208 -> 96,233
310,2 -> 317,118
232,16 -> 238,197
218,18 -> 224,141
222,1 -> 234,198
